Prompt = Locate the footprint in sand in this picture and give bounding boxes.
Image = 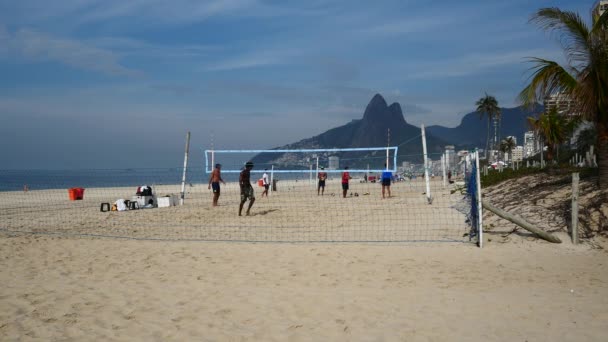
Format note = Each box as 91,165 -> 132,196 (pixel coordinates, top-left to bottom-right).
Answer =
214,308 -> 232,316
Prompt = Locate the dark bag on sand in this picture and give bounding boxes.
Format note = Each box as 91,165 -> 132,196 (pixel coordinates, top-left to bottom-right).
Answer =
136,185 -> 153,196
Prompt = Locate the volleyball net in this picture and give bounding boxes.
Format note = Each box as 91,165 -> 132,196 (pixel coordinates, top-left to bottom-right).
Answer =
0,143 -> 483,245
204,146 -> 398,174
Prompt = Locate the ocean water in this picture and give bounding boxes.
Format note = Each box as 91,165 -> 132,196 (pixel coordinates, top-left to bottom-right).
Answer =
0,168 -> 204,192
0,168 -> 341,191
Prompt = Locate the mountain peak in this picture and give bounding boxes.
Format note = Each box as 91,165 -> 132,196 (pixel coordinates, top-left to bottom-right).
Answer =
361,94 -> 405,125
364,94 -> 388,117
252,92 -> 446,166
371,93 -> 387,105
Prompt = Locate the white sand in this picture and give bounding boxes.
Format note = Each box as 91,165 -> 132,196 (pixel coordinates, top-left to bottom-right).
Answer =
1,235 -> 607,341
3,177 -> 608,340
0,178 -> 471,242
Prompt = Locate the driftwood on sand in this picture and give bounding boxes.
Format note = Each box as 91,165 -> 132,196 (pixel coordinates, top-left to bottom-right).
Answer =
482,199 -> 562,244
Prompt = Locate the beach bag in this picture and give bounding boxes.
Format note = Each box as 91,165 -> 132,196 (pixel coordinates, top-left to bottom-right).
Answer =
136,185 -> 153,196
115,199 -> 128,211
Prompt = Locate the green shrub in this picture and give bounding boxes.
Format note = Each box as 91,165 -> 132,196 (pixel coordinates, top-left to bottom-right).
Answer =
480,166 -> 597,188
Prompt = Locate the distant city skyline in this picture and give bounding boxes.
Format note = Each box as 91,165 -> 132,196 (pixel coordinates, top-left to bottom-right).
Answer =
0,0 -> 592,168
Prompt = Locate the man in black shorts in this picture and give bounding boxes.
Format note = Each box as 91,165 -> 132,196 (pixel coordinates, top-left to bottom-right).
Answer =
239,161 -> 256,216
381,163 -> 392,199
341,166 -> 351,198
317,166 -> 327,196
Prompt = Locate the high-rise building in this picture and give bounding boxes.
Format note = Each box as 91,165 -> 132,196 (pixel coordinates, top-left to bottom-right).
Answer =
524,131 -> 538,158
511,146 -> 524,162
544,92 -> 579,118
593,1 -> 608,18
328,156 -> 339,170
445,145 -> 456,171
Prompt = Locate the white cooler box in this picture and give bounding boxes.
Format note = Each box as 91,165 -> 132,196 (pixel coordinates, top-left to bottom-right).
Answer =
131,195 -> 156,208
157,195 -> 177,208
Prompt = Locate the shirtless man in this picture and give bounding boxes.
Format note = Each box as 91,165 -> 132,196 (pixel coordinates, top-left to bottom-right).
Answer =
239,161 -> 256,216
208,163 -> 226,206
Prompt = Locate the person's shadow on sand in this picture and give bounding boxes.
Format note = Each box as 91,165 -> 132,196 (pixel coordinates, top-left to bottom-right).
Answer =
248,209 -> 278,216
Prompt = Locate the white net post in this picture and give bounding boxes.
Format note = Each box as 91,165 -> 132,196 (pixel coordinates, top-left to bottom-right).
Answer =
475,149 -> 483,248
421,124 -> 432,204
270,165 -> 274,196
309,163 -> 313,185
315,156 -> 319,187
441,153 -> 446,188
386,148 -> 389,168
179,131 -> 190,206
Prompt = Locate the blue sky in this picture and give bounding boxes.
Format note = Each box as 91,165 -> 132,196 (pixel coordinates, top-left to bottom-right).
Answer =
0,0 -> 591,168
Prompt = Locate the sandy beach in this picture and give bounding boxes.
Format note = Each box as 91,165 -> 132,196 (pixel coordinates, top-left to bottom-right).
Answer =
0,178 -> 471,242
2,176 -> 608,341
2,234 -> 608,341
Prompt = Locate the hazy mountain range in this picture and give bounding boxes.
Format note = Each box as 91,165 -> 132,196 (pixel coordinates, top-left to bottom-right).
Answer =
252,94 -> 542,168
427,105 -> 543,148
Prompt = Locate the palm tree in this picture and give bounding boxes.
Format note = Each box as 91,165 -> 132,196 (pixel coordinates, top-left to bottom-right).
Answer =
527,108 -> 570,162
576,126 -> 598,154
519,7 -> 608,189
476,93 -> 501,161
500,137 -> 517,162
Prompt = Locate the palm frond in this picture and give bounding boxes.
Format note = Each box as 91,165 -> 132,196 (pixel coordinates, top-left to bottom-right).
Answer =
532,8 -> 591,66
518,57 -> 578,107
527,116 -> 540,131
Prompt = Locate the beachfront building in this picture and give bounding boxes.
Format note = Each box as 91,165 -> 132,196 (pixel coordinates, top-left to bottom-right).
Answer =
544,92 -> 579,118
445,145 -> 456,171
544,92 -> 597,149
328,156 -> 339,170
511,146 -> 524,162
457,150 -> 469,159
524,131 -> 538,158
594,1 -> 608,18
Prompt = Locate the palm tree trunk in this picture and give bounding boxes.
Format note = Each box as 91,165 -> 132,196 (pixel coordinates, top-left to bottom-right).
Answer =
597,122 -> 608,190
497,116 -> 502,151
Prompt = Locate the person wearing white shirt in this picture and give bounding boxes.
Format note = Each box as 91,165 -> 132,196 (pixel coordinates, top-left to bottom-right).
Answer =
261,169 -> 269,197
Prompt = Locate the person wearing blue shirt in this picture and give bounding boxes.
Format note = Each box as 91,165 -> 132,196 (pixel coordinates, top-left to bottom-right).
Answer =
381,164 -> 392,199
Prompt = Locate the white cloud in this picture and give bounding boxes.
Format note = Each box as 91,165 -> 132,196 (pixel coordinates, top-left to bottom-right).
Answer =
406,48 -> 563,80
73,0 -> 259,26
203,49 -> 299,71
359,17 -> 448,36
91,36 -> 219,60
0,27 -> 140,76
